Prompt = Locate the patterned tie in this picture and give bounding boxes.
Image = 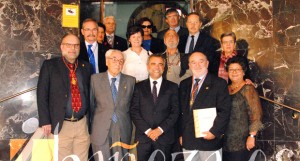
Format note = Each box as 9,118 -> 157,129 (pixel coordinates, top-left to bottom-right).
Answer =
188,35 -> 195,53
190,78 -> 200,108
87,44 -> 96,73
107,35 -> 113,47
152,81 -> 158,104
67,62 -> 82,113
111,78 -> 118,123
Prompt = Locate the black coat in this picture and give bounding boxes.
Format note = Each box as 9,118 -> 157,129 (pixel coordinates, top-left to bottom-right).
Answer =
37,57 -> 93,133
111,35 -> 128,51
157,27 -> 189,40
79,42 -> 108,73
179,73 -> 231,150
130,79 -> 179,144
178,32 -> 221,75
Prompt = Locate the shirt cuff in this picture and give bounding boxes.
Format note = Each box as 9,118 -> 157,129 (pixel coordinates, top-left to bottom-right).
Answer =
158,127 -> 164,133
145,128 -> 151,135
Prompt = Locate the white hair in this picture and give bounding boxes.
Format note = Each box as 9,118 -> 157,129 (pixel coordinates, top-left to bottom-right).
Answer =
103,16 -> 116,23
105,49 -> 123,58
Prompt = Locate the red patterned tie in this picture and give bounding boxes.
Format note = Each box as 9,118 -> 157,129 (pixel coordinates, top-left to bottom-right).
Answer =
67,63 -> 82,113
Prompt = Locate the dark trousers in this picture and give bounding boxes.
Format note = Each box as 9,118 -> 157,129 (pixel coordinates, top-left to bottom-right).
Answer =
137,141 -> 172,161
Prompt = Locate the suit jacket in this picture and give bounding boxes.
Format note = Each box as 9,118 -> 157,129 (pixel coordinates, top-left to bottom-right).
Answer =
157,27 -> 189,40
149,37 -> 165,54
90,72 -> 135,145
78,42 -> 108,73
112,35 -> 128,52
179,73 -> 231,151
178,31 -> 221,75
130,78 -> 179,144
37,57 -> 92,134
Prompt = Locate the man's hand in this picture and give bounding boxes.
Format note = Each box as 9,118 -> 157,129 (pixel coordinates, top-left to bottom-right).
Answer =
202,131 -> 215,140
42,124 -> 51,136
179,136 -> 182,146
147,128 -> 163,141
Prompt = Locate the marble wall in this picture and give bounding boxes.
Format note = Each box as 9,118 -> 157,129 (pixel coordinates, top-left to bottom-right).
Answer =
0,0 -> 299,160
194,0 -> 300,160
0,0 -> 78,160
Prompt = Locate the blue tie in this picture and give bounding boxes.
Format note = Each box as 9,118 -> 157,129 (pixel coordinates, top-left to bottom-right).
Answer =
188,35 -> 194,53
87,44 -> 96,73
111,78 -> 118,123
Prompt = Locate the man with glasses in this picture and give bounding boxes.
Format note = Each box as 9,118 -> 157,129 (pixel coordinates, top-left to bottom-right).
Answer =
178,12 -> 220,75
79,18 -> 108,74
104,16 -> 128,51
90,49 -> 135,161
179,52 -> 231,161
157,8 -> 188,40
37,33 -> 93,161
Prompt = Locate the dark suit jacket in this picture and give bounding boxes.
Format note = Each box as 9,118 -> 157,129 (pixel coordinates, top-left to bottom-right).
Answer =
178,31 -> 221,75
179,73 -> 231,151
79,42 -> 108,73
130,78 -> 179,144
157,27 -> 189,40
112,35 -> 128,51
37,57 -> 93,133
149,37 -> 165,54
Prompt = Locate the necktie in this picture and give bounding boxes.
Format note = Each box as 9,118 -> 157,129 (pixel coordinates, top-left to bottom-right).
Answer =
111,78 -> 118,123
107,35 -> 113,47
188,35 -> 194,53
190,78 -> 200,107
152,81 -> 158,104
87,44 -> 96,73
67,62 -> 82,113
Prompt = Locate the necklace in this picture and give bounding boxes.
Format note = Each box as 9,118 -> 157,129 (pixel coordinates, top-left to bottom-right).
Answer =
166,52 -> 180,74
62,57 -> 78,85
229,82 -> 245,93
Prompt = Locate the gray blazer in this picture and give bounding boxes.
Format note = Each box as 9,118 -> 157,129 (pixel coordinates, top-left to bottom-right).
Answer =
90,72 -> 135,145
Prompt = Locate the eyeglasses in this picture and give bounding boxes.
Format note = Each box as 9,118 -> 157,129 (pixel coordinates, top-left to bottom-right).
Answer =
62,43 -> 80,49
222,40 -> 235,45
141,25 -> 153,29
83,28 -> 98,32
108,57 -> 124,64
228,69 -> 243,73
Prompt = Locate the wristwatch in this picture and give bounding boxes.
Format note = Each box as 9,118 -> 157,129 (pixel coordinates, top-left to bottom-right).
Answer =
249,134 -> 256,138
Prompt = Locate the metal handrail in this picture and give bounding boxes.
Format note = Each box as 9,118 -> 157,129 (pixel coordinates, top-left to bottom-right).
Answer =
0,87 -> 37,103
259,96 -> 300,112
0,86 -> 299,113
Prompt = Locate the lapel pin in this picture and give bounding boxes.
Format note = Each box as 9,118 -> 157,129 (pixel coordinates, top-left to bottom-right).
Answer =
82,64 -> 85,67
124,86 -> 126,89
206,87 -> 209,90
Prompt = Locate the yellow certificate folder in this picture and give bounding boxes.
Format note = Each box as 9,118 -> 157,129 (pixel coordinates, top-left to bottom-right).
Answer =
193,107 -> 216,138
62,4 -> 79,28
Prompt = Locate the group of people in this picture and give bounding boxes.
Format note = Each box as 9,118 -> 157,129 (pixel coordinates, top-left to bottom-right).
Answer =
37,8 -> 263,161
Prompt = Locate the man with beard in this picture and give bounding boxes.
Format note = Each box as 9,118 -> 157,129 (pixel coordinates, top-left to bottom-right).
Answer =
79,18 -> 108,74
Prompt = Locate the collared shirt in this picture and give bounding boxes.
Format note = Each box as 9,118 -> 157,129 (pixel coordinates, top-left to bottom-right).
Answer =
122,47 -> 152,82
170,26 -> 180,33
149,76 -> 163,95
65,63 -> 87,119
185,31 -> 200,53
107,71 -> 121,90
84,41 -> 99,73
191,71 -> 207,94
145,76 -> 164,134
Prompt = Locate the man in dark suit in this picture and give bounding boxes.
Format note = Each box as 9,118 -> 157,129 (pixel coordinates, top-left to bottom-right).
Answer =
104,16 -> 128,51
179,52 -> 231,161
177,12 -> 221,75
79,18 -> 108,74
37,34 -> 92,161
157,8 -> 188,40
130,55 -> 179,161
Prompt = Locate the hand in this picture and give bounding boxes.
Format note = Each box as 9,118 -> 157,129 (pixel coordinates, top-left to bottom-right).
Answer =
147,128 -> 163,141
202,131 -> 215,140
245,79 -> 254,86
246,136 -> 255,151
42,124 -> 51,136
179,136 -> 182,146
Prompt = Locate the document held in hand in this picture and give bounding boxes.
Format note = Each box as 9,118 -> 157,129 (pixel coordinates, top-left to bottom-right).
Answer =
193,107 -> 217,138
